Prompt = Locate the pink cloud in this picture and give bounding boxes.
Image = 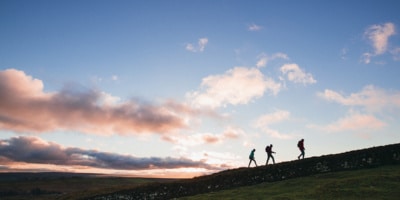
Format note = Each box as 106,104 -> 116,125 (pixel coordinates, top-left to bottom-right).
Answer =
317,85 -> 400,112
361,22 -> 396,63
312,113 -> 386,133
365,22 -> 395,55
280,64 -> 316,85
187,67 -> 281,108
163,127 -> 243,146
0,69 -> 190,135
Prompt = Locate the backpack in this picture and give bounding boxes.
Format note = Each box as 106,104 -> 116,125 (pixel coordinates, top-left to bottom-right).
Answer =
297,141 -> 301,148
265,146 -> 271,153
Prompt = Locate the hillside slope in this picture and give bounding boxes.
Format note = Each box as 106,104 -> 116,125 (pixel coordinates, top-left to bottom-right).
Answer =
179,164 -> 400,200
87,143 -> 400,200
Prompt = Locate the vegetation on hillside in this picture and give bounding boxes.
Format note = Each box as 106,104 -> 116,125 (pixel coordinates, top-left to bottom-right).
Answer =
179,164 -> 400,200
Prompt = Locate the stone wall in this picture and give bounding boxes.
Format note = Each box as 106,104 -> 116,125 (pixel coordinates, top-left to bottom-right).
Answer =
87,143 -> 400,200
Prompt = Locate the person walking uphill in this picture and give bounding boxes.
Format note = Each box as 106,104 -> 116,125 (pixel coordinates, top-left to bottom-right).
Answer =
248,149 -> 258,167
297,139 -> 305,159
265,144 -> 276,165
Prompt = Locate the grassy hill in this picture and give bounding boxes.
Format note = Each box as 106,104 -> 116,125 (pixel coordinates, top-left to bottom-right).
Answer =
179,164 -> 400,200
87,143 -> 400,200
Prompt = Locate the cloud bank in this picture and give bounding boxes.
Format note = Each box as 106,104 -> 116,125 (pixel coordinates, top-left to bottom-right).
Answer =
0,69 -> 189,135
0,136 -> 217,170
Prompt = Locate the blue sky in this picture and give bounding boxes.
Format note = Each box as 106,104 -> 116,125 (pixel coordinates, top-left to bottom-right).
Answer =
0,0 -> 400,178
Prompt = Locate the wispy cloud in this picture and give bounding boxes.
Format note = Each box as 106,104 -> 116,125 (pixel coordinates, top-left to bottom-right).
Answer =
314,85 -> 399,135
362,22 -> 396,64
309,112 -> 386,133
248,23 -> 262,31
280,64 -> 316,85
391,47 -> 400,61
253,110 -> 294,139
187,67 -> 281,108
0,136 -> 218,171
365,22 -> 395,55
0,69 -> 192,135
111,75 -> 118,81
163,126 -> 243,146
186,38 -> 208,52
256,52 -> 289,68
317,85 -> 400,112
341,48 -> 348,60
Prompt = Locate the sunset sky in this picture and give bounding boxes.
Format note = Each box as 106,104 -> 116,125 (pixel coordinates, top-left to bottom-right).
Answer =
1,0 -> 400,178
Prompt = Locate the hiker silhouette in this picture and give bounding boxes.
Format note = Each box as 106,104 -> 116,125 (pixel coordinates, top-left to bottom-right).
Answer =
248,149 -> 258,167
265,144 -> 275,165
297,139 -> 305,159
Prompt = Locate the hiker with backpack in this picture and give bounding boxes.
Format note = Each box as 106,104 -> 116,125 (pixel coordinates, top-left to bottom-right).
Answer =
248,149 -> 258,167
265,144 -> 276,165
297,139 -> 305,159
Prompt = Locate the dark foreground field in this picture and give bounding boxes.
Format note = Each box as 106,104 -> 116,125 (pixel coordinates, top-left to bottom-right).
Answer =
0,173 -> 176,200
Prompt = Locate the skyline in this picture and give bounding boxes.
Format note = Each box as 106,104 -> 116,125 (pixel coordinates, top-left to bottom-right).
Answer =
1,0 -> 400,178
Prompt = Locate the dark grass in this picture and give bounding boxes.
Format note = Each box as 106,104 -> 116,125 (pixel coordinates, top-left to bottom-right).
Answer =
0,173 -> 176,200
178,164 -> 400,200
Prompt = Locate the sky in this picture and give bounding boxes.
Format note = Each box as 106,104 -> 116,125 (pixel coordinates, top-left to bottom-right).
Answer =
0,0 -> 400,178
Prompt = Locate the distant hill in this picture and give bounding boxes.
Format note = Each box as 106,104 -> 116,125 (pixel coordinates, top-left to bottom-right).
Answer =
0,172 -> 175,199
87,143 -> 400,200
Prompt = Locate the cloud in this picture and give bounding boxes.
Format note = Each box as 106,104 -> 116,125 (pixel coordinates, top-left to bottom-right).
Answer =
362,22 -> 396,63
391,47 -> 400,61
256,52 -> 289,68
361,52 -> 373,64
187,67 -> 281,108
111,75 -> 118,81
253,110 -> 294,139
280,64 -> 317,85
317,85 -> 400,112
254,110 -> 290,127
310,112 -> 386,133
0,136 -> 218,170
0,69 -> 191,135
365,22 -> 395,55
315,85 -> 399,135
163,126 -> 243,146
186,38 -> 208,52
248,23 -> 262,31
341,48 -> 348,60
182,150 -> 240,170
